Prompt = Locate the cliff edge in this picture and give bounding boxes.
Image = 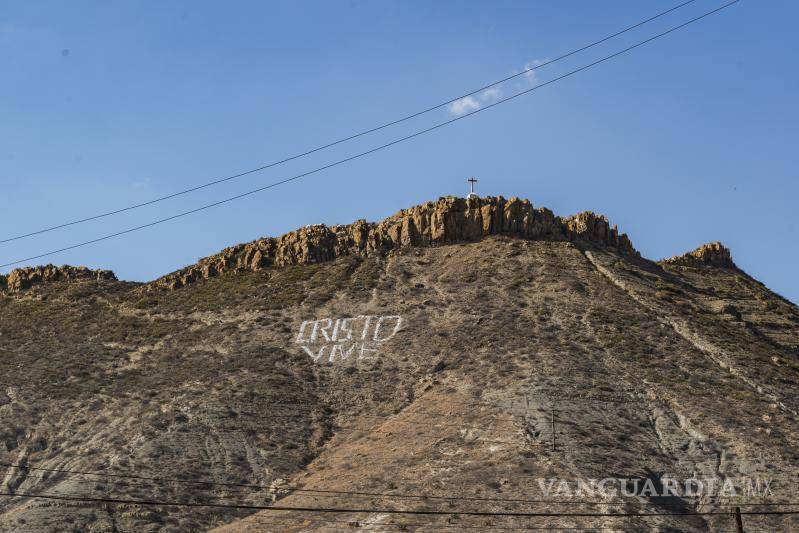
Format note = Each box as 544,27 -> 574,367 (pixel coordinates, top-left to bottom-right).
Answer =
150,195 -> 637,290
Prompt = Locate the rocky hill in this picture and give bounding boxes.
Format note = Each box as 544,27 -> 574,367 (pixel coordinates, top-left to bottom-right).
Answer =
0,196 -> 797,532
146,196 -> 636,291
0,265 -> 115,293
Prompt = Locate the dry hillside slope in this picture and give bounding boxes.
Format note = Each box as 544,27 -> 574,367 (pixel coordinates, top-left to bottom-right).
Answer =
0,196 -> 797,532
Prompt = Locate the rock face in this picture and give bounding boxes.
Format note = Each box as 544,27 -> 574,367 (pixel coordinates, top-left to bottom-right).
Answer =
0,197 -> 797,533
152,196 -> 637,290
662,242 -> 737,269
0,265 -> 116,293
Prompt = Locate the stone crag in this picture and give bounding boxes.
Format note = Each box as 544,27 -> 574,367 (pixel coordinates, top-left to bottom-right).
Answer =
662,242 -> 737,269
150,196 -> 638,290
0,264 -> 116,293
1,195 -> 796,533
1,198 -> 741,296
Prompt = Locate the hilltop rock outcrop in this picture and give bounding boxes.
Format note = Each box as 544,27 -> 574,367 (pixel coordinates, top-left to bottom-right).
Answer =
662,242 -> 737,269
0,265 -> 116,293
0,195 -> 796,533
151,196 -> 637,290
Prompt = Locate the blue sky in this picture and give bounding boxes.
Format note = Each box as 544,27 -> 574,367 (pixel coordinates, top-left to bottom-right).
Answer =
1,1 -> 797,302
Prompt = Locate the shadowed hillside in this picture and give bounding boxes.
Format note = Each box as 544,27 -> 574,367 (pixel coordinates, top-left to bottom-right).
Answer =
1,197 -> 797,532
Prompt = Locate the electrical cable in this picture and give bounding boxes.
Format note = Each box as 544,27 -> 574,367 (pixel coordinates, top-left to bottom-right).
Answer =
0,1 -> 740,269
0,0 -> 699,244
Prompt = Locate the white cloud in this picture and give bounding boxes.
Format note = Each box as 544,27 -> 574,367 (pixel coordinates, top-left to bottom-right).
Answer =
522,59 -> 549,85
447,86 -> 504,116
480,86 -> 502,102
448,96 -> 481,116
446,58 -> 548,116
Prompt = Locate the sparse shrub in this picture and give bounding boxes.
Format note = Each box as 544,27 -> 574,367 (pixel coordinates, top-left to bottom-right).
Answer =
719,304 -> 742,320
654,278 -> 684,296
134,297 -> 155,309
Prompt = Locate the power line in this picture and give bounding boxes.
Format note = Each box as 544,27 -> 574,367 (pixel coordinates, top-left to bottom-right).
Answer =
248,509 -> 792,532
244,514 -> 625,531
0,462 -> 621,505
7,463 -> 795,510
1,490 -> 794,517
248,511 -> 673,531
0,0 -> 740,269
0,0 -> 699,245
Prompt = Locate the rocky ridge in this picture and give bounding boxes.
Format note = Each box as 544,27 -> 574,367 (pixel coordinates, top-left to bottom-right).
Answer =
150,196 -> 638,290
662,242 -> 737,269
0,198 -> 741,297
0,196 -> 796,533
0,264 -> 116,293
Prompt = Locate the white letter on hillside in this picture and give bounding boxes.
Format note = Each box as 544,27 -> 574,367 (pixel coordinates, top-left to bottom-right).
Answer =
373,315 -> 403,341
332,318 -> 354,342
358,342 -> 379,362
311,318 -> 333,342
302,345 -> 328,363
358,315 -> 374,340
330,343 -> 357,363
296,320 -> 312,343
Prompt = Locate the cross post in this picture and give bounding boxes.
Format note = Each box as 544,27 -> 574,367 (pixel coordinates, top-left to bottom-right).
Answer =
467,177 -> 478,198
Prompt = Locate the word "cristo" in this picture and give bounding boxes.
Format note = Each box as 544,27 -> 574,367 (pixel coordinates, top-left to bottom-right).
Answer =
296,315 -> 404,364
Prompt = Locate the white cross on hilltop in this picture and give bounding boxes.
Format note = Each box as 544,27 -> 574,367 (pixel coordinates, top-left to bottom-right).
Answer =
467,177 -> 478,199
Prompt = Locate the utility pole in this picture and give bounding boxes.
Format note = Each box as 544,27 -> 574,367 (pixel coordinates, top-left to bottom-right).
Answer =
734,506 -> 744,533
